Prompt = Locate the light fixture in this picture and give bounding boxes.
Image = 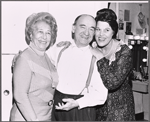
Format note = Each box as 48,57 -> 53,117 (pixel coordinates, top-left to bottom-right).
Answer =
130,41 -> 135,45
142,58 -> 147,62
128,45 -> 133,49
134,35 -> 140,40
128,35 -> 134,39
140,36 -> 145,40
143,46 -> 148,51
145,36 -> 149,40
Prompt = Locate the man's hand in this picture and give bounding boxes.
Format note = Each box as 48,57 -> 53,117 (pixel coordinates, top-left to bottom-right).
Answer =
55,98 -> 79,111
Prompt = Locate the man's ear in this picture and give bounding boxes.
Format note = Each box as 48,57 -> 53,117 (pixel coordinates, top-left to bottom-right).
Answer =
72,25 -> 76,33
30,34 -> 33,41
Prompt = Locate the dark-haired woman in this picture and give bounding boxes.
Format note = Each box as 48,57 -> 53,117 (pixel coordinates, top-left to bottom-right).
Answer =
91,8 -> 135,121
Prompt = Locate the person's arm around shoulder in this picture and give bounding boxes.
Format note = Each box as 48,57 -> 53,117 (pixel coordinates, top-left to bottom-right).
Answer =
97,45 -> 133,90
47,41 -> 71,67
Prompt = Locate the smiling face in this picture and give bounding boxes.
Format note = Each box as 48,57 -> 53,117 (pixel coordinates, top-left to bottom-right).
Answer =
95,21 -> 114,48
31,21 -> 51,51
72,15 -> 96,47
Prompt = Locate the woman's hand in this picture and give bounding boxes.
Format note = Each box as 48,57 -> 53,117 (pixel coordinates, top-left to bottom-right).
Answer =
55,98 -> 79,111
57,41 -> 71,48
91,41 -> 97,48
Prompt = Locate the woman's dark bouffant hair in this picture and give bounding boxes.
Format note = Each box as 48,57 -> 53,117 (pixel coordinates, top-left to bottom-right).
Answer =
95,8 -> 118,39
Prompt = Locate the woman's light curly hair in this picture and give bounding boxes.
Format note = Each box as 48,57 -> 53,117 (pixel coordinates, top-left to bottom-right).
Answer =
25,12 -> 57,50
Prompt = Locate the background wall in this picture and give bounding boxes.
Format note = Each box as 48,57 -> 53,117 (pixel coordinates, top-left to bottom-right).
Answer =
110,2 -> 149,42
2,1 -> 108,54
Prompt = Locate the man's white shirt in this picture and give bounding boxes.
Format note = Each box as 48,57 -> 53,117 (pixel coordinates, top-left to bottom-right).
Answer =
48,41 -> 108,109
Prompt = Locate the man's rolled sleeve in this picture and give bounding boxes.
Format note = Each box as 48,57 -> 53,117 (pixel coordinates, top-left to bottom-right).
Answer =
76,85 -> 108,109
76,62 -> 108,109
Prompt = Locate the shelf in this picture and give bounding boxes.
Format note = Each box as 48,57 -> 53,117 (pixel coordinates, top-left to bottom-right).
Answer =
132,80 -> 149,93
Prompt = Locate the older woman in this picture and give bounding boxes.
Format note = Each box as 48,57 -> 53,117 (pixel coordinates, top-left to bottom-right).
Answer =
91,8 -> 135,121
10,12 -> 58,121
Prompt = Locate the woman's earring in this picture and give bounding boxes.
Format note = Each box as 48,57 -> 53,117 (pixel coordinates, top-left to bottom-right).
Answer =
72,25 -> 75,33
92,41 -> 97,48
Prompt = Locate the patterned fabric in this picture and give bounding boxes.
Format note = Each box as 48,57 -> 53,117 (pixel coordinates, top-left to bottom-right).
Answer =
96,44 -> 135,121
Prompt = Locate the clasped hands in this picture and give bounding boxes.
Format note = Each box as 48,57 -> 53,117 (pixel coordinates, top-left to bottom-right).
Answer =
55,98 -> 79,111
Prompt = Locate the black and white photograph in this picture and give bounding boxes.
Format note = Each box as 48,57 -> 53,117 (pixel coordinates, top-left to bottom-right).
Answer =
119,23 -> 124,30
1,1 -> 149,121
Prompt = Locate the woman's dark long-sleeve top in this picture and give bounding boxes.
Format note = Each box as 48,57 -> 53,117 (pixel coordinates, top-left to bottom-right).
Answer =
96,44 -> 135,121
